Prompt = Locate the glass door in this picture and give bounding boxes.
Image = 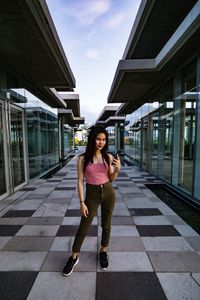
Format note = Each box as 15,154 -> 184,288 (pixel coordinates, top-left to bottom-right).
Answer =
10,105 -> 26,189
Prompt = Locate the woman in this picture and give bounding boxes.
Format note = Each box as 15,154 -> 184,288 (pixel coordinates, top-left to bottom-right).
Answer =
63,125 -> 121,276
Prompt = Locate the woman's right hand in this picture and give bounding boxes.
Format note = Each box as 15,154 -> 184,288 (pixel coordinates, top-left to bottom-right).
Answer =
80,203 -> 89,218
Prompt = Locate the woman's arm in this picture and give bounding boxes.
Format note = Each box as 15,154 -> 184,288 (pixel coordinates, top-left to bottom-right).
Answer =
108,153 -> 121,182
77,156 -> 89,218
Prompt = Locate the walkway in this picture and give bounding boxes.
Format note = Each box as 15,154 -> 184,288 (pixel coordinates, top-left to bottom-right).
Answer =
0,155 -> 200,300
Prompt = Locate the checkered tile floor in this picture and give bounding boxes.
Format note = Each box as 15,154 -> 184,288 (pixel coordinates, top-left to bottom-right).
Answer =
0,156 -> 200,299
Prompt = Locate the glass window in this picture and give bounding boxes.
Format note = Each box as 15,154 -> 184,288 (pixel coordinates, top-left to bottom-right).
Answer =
64,127 -> 72,156
10,107 -> 25,187
177,61 -> 197,193
142,117 -> 148,170
0,102 -> 6,195
150,113 -> 159,175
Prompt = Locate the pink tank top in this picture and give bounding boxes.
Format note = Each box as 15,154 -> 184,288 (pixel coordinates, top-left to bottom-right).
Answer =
85,162 -> 109,185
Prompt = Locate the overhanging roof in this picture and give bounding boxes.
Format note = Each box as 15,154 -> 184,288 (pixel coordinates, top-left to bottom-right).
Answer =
96,105 -> 119,121
96,116 -> 127,127
116,103 -> 141,115
60,93 -> 81,117
0,0 -> 75,108
58,109 -> 85,126
108,1 -> 200,110
123,0 -> 197,59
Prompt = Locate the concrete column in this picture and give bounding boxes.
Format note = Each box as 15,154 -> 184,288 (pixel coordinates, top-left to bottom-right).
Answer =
147,115 -> 152,172
194,55 -> 200,202
58,115 -> 64,161
119,123 -> 125,153
158,103 -> 166,178
115,123 -> 125,153
158,84 -> 167,178
72,127 -> 75,152
114,123 -> 120,153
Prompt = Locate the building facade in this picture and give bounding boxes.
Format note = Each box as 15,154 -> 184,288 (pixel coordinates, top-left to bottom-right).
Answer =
0,0 -> 84,200
107,0 -> 200,205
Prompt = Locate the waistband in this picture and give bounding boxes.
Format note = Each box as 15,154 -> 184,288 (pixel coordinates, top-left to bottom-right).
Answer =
86,181 -> 111,188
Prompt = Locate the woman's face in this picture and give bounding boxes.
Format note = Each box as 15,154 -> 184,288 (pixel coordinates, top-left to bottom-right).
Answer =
95,133 -> 106,150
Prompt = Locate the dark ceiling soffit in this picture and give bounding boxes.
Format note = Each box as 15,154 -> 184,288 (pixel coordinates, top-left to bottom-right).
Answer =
108,1 -> 200,106
45,87 -> 67,107
123,0 -> 156,59
108,2 -> 200,105
116,103 -> 130,115
65,100 -> 80,117
25,0 -> 76,89
108,59 -> 155,103
123,0 -> 197,60
23,81 -> 66,108
60,93 -> 80,117
58,109 -> 85,125
116,102 -> 143,115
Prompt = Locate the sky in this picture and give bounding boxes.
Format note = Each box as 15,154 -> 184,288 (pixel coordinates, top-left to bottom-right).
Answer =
46,0 -> 142,125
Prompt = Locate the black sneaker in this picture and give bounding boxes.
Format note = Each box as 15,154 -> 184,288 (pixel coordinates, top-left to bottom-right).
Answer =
99,251 -> 109,270
62,255 -> 79,276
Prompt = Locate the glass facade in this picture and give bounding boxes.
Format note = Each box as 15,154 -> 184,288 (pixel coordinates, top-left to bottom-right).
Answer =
0,101 -> 6,195
10,107 -> 25,187
0,68 -> 72,198
124,59 -> 200,203
26,106 -> 59,179
64,126 -> 73,157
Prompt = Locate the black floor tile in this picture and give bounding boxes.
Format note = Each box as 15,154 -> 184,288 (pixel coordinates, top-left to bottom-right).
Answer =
56,225 -> 98,236
129,208 -> 162,216
47,180 -> 62,182
0,225 -> 23,236
55,173 -> 67,176
20,187 -> 36,191
117,183 -> 133,187
136,225 -> 181,236
96,272 -> 167,300
115,178 -> 132,182
54,187 -> 76,190
139,186 -> 147,189
133,181 -> 148,184
111,216 -> 134,225
0,271 -> 38,300
65,209 -> 82,216
64,178 -> 77,180
117,172 -> 129,177
2,210 -> 35,218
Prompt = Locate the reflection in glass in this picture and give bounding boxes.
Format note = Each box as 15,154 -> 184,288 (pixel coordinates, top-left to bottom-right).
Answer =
27,107 -> 59,179
177,92 -> 195,193
0,103 -> 6,195
10,108 -> 25,187
64,127 -> 72,157
159,102 -> 173,182
142,117 -> 148,170
150,114 -> 158,175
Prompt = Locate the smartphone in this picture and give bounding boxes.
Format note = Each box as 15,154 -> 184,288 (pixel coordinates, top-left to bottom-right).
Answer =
112,153 -> 118,165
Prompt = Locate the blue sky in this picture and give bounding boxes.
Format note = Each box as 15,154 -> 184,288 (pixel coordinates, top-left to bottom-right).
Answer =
46,0 -> 141,125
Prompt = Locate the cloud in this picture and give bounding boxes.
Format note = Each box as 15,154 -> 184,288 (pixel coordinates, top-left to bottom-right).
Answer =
66,0 -> 112,26
86,49 -> 100,59
105,12 -> 125,29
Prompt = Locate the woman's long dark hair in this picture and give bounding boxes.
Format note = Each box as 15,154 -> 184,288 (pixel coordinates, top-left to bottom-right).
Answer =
81,126 -> 110,172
